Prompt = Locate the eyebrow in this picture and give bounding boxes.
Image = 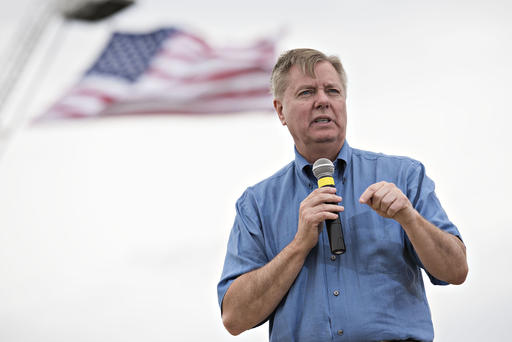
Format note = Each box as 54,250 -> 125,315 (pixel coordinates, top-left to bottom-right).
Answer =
295,83 -> 315,90
295,82 -> 341,92
323,83 -> 341,89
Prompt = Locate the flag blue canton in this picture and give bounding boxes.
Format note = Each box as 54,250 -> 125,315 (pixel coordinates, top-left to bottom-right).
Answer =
86,28 -> 178,82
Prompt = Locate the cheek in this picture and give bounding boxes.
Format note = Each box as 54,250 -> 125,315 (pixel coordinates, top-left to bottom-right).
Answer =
284,104 -> 307,125
335,102 -> 347,119
293,111 -> 310,130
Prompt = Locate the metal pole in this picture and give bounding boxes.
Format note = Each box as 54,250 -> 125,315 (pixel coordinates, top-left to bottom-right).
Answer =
0,1 -> 59,122
0,0 -> 92,159
0,0 -> 93,129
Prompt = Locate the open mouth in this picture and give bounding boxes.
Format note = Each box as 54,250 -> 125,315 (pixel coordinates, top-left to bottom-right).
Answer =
313,118 -> 332,123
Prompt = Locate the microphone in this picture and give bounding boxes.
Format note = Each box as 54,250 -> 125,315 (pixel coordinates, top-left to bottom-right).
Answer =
312,158 -> 346,255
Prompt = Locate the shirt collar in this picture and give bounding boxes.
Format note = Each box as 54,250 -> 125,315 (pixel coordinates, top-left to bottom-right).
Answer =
294,141 -> 352,183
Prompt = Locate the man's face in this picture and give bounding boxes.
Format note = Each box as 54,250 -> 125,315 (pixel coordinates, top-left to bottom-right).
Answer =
274,61 -> 347,156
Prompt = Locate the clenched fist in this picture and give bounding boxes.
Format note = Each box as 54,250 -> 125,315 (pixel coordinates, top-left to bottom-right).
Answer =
359,181 -> 416,224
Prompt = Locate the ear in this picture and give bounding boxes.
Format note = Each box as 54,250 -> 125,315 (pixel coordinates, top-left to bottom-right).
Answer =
273,99 -> 286,126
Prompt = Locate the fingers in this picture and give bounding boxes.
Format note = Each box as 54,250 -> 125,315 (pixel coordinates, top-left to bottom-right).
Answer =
300,188 -> 344,222
300,187 -> 342,206
375,186 -> 395,213
386,197 -> 407,217
304,208 -> 341,223
295,187 -> 345,251
299,203 -> 343,225
303,187 -> 342,207
359,181 -> 412,220
359,182 -> 385,204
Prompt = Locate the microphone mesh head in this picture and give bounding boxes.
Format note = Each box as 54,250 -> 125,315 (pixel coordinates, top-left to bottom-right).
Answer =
312,158 -> 335,179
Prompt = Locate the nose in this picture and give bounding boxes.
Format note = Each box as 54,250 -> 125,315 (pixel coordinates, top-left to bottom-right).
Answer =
314,89 -> 330,110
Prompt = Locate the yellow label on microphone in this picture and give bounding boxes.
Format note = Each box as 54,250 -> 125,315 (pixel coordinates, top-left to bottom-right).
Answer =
318,177 -> 335,188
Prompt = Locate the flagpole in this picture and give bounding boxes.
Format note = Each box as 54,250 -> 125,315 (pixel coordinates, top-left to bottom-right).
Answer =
0,0 -> 61,127
0,0 -> 133,160
0,2 -> 49,159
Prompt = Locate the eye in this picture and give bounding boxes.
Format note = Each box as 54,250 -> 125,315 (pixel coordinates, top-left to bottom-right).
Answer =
327,88 -> 341,95
298,89 -> 313,97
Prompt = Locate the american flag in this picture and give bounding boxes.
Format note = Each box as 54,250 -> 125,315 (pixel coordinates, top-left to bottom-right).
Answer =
38,28 -> 276,120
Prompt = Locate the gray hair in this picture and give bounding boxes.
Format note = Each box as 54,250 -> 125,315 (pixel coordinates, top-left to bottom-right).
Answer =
270,48 -> 347,99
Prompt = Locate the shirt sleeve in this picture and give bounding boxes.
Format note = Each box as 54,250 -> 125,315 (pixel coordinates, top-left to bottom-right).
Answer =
217,188 -> 269,312
404,160 -> 464,285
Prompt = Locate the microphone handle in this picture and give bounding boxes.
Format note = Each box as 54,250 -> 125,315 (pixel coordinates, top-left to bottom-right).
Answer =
326,216 -> 346,255
324,184 -> 346,255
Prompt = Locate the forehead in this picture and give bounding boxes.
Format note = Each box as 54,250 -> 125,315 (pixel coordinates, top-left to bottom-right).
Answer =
286,61 -> 342,90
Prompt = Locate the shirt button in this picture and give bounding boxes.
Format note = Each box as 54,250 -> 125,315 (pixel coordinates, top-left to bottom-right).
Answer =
333,290 -> 340,296
330,255 -> 337,261
337,329 -> 344,335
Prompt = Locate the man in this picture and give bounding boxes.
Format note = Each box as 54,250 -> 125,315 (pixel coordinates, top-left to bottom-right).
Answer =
217,48 -> 468,341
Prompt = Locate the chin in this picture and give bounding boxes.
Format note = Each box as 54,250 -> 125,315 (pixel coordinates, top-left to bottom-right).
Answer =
312,135 -> 339,144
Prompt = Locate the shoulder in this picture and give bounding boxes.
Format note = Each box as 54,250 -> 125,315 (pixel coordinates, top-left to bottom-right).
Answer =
348,146 -> 428,190
351,146 -> 423,171
351,147 -> 420,165
237,161 -> 296,206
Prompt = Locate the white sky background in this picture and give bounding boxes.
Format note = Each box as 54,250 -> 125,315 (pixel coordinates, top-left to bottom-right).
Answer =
0,0 -> 511,341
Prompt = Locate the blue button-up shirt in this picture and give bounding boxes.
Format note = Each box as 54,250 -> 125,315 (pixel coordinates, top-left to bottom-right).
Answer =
218,141 -> 461,342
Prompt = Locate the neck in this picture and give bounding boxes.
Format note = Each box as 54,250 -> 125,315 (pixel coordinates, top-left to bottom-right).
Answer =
298,140 -> 344,164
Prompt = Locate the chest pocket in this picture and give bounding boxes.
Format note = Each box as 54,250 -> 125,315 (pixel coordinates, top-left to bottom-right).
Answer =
347,211 -> 407,274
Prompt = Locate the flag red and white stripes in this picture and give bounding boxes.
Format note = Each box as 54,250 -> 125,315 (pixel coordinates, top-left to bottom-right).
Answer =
38,28 -> 276,120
